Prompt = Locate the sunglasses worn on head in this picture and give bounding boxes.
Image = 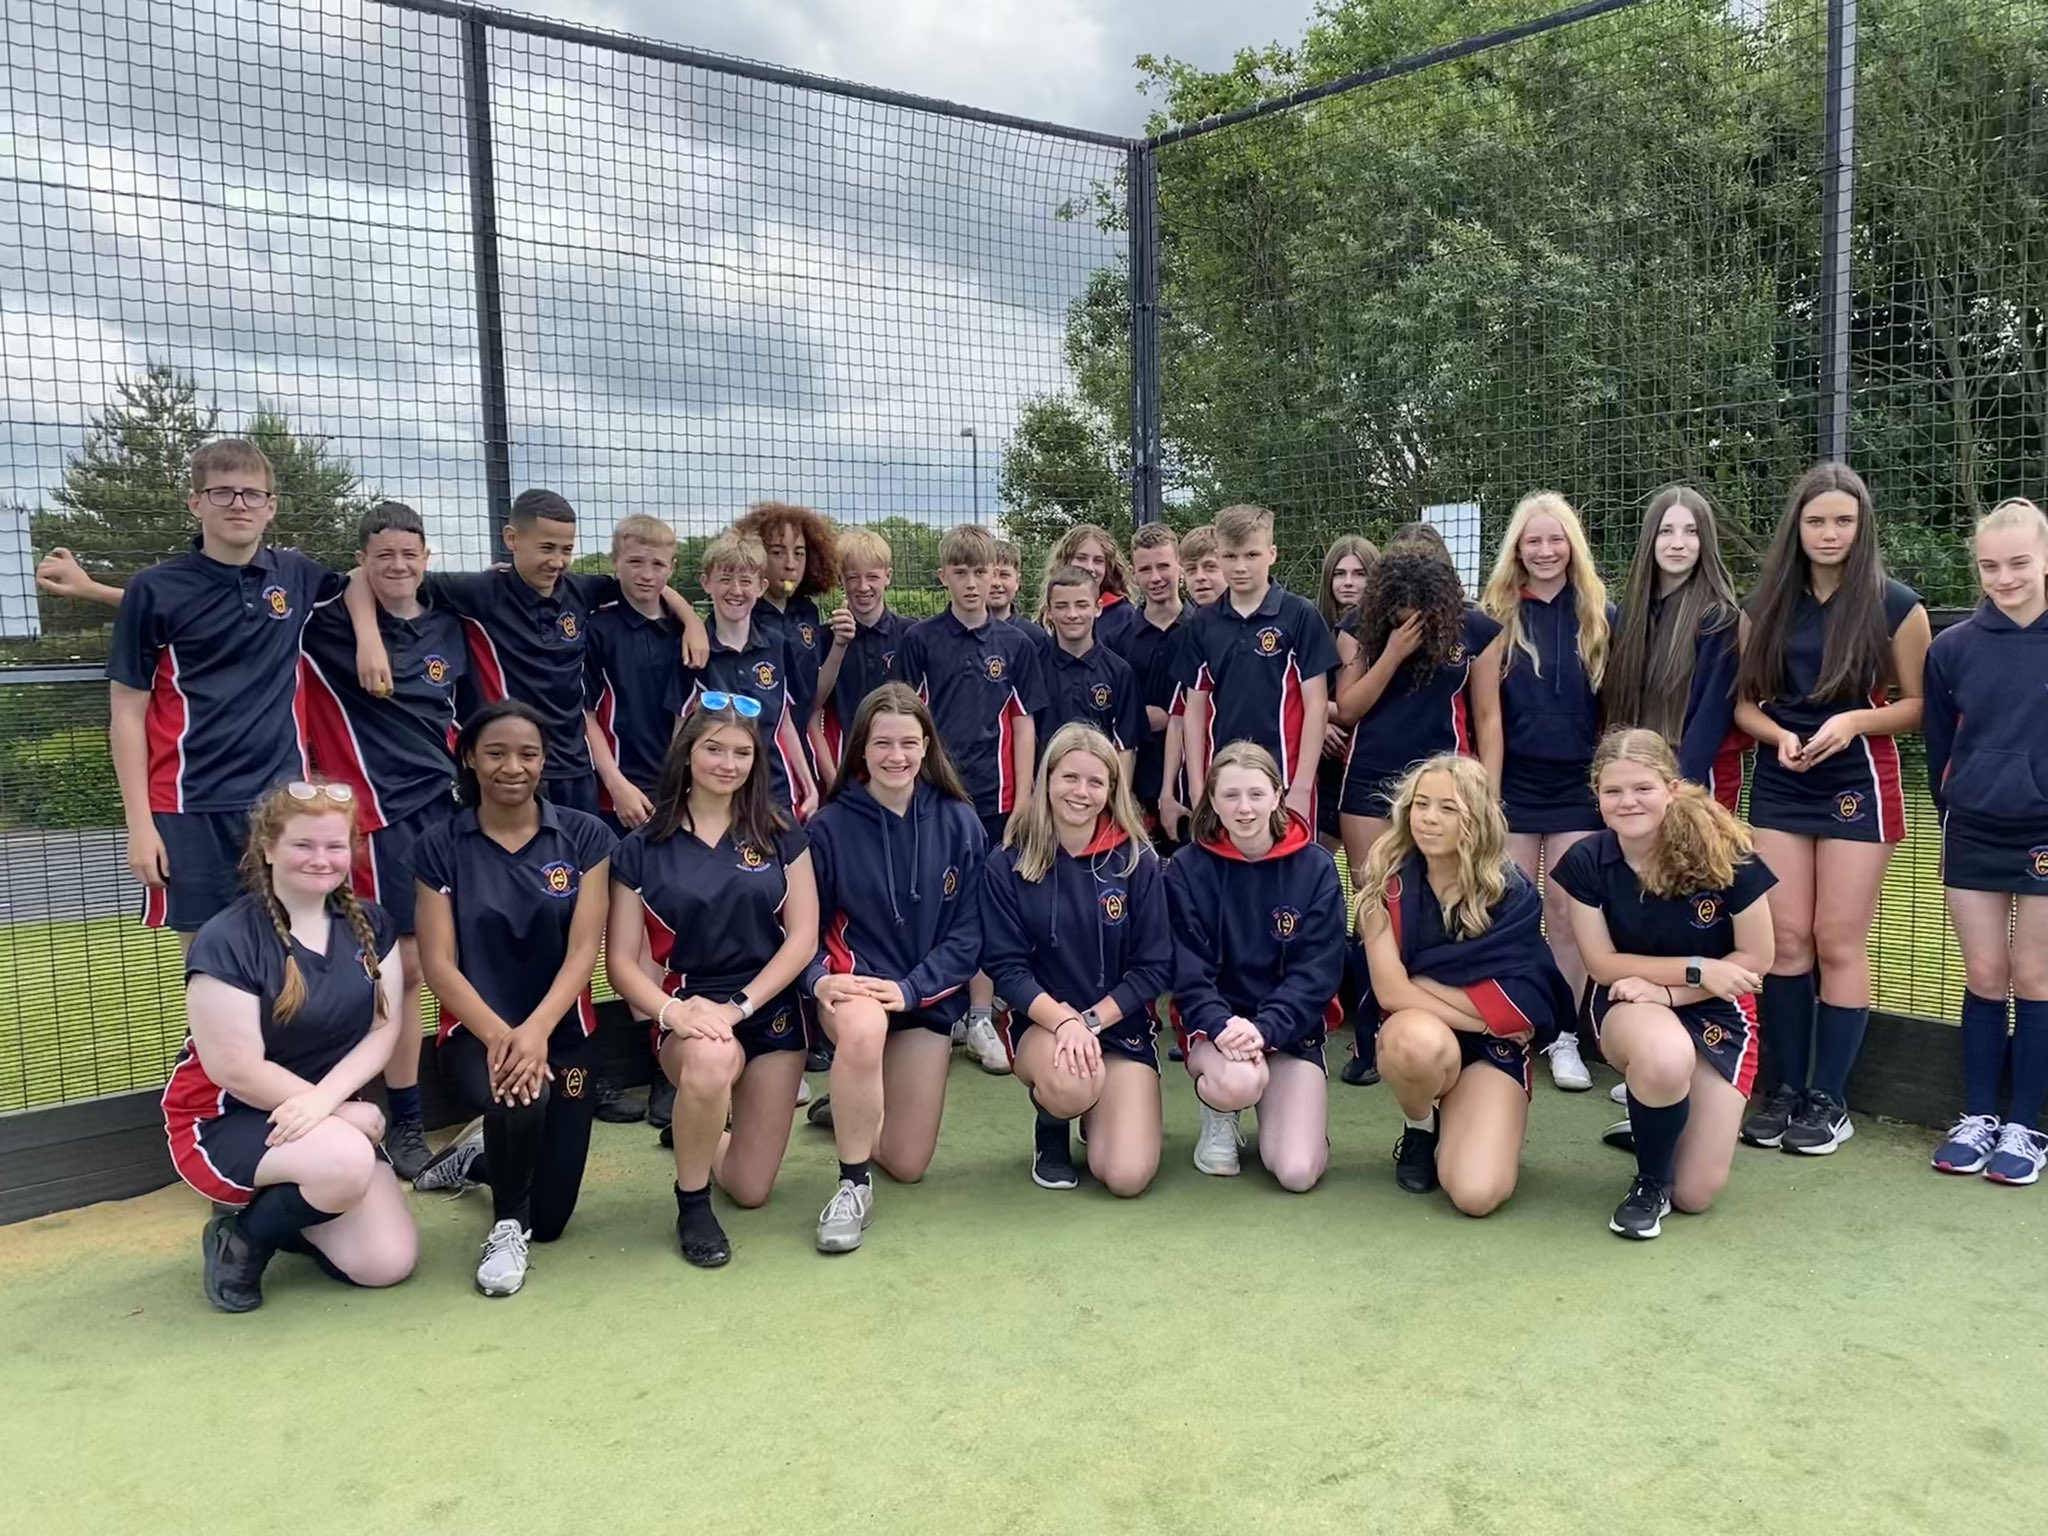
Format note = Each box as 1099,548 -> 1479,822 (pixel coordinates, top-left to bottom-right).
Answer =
699,691 -> 763,719
285,780 -> 354,803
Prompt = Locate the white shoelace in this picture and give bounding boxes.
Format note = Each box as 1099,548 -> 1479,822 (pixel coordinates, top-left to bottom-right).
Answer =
481,1221 -> 528,1269
1946,1114 -> 2000,1155
1994,1121 -> 2044,1162
1202,1106 -> 1241,1149
823,1181 -> 866,1226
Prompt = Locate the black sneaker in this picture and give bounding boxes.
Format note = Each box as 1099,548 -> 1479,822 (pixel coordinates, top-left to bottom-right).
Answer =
383,1119 -> 431,1182
1782,1091 -> 1854,1155
200,1211 -> 272,1314
805,1042 -> 834,1074
1601,1120 -> 1636,1154
1032,1119 -> 1080,1190
647,1075 -> 676,1133
806,1093 -> 834,1130
1340,1053 -> 1380,1087
1393,1126 -> 1439,1193
593,1078 -> 645,1124
1168,1043 -> 1185,1063
1608,1174 -> 1672,1240
676,1207 -> 732,1268
1739,1085 -> 1801,1148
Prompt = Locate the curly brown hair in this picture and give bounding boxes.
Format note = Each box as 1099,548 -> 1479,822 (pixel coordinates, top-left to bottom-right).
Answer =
735,501 -> 839,597
1352,546 -> 1469,689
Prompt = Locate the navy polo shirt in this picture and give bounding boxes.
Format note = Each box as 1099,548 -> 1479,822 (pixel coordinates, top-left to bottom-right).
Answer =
675,620 -> 799,811
1343,606 -> 1502,790
185,891 -> 398,1084
758,595 -> 830,729
1044,639 -> 1147,754
1551,830 -> 1776,960
822,608 -> 909,757
1114,607 -> 1183,805
299,598 -> 464,831
613,823 -> 809,998
423,568 -> 622,782
1753,577 -> 1922,735
1181,581 -> 1340,785
411,802 -> 616,1042
107,540 -> 344,814
584,600 -> 683,793
895,608 -> 1049,816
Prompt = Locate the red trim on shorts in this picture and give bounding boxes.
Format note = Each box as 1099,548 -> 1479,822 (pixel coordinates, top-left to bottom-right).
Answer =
141,884 -> 169,929
1732,992 -> 1760,1097
160,1048 -> 253,1205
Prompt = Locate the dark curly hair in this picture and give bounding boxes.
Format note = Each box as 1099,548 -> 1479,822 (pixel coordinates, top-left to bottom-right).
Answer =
1350,546 -> 1470,690
735,501 -> 839,597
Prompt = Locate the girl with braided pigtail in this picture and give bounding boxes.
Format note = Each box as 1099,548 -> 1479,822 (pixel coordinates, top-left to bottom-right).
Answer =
163,780 -> 415,1313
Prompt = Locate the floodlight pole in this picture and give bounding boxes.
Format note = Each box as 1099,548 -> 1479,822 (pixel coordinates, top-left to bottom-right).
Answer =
1817,0 -> 1858,463
461,14 -> 514,526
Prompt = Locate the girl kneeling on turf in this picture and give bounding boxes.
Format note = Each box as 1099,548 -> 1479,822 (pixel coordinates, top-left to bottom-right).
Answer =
1166,741 -> 1345,1191
1923,498 -> 2048,1185
606,701 -> 819,1266
165,779 -> 414,1312
411,701 -> 615,1297
1553,730 -> 1775,1239
980,724 -> 1173,1196
1354,754 -> 1572,1215
803,683 -> 986,1253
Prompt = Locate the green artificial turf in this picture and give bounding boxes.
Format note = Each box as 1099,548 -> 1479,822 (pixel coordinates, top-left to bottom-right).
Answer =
3,1064 -> 2043,1534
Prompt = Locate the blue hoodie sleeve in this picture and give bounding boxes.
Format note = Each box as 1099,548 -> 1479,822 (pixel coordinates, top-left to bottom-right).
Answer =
1253,850 -> 1345,1050
1922,634 -> 1959,814
897,806 -> 988,1010
1107,850 -> 1173,1023
1164,850 -> 1232,1041
799,816 -> 837,998
1676,620 -> 1739,785
974,850 -> 1047,1019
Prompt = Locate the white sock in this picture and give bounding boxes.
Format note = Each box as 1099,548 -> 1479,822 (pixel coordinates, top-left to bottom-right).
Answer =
966,1005 -> 993,1025
1403,1108 -> 1437,1133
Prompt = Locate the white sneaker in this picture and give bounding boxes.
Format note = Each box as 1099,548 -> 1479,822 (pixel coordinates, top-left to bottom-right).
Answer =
963,1016 -> 1011,1075
1193,1102 -> 1243,1176
1546,1033 -> 1593,1091
1609,1081 -> 1629,1105
795,1078 -> 812,1108
474,1219 -> 530,1296
816,1178 -> 874,1252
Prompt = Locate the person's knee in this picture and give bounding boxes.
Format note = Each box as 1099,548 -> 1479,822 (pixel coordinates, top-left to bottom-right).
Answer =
675,1039 -> 740,1098
304,1127 -> 378,1207
875,1145 -> 931,1184
830,1009 -> 888,1074
1262,1143 -> 1326,1194
2008,954 -> 2048,1000
1377,1015 -> 1446,1081
1673,1171 -> 1724,1215
1196,1060 -> 1263,1112
1773,924 -> 1816,971
1034,1071 -> 1100,1121
1443,1165 -> 1516,1217
1626,1036 -> 1696,1100
1811,918 -> 1868,970
720,1170 -> 774,1209
1962,954 -> 2013,997
345,1229 -> 420,1289
1091,1145 -> 1159,1199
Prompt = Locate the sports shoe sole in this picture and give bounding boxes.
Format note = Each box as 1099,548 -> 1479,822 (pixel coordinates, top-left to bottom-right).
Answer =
1932,1153 -> 1992,1175
1031,1153 -> 1080,1190
475,1274 -> 525,1297
200,1216 -> 262,1314
1740,1123 -> 1789,1149
1786,1117 -> 1855,1155
1601,1120 -> 1635,1153
1609,1198 -> 1671,1240
1193,1151 -> 1240,1177
816,1219 -> 871,1254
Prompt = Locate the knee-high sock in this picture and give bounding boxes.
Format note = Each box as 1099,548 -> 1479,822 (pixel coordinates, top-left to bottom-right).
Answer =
1811,1002 -> 1869,1103
1628,1092 -> 1691,1189
1959,991 -> 2011,1119
1761,972 -> 1817,1093
2008,999 -> 2048,1131
235,1184 -> 338,1252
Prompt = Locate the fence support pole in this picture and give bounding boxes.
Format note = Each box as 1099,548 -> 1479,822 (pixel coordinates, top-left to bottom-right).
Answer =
1817,0 -> 1858,463
1126,144 -> 1162,526
461,14 -> 514,525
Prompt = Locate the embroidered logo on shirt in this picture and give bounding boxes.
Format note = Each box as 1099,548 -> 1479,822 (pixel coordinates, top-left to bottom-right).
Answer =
1091,682 -> 1113,710
737,844 -> 769,871
1833,791 -> 1866,822
1100,889 -> 1127,925
557,613 -> 580,641
423,654 -> 451,686
799,623 -> 816,648
882,650 -> 897,671
262,584 -> 291,619
560,1066 -> 588,1099
941,865 -> 960,899
1271,905 -> 1300,940
1447,643 -> 1466,664
754,662 -> 779,689
1690,894 -> 1723,929
2029,846 -> 2048,880
1255,626 -> 1284,656
539,860 -> 578,897
984,655 -> 1007,681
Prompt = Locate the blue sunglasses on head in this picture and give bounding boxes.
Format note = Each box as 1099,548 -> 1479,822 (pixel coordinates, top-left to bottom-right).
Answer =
699,690 -> 763,719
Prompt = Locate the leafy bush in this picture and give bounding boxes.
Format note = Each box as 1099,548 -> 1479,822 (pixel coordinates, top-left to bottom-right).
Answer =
0,724 -> 123,830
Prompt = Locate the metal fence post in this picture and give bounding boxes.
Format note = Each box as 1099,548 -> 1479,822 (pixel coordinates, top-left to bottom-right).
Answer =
461,13 -> 514,525
1126,143 -> 1162,526
1817,0 -> 1858,463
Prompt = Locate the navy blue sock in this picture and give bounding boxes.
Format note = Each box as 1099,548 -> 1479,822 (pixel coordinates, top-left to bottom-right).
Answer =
1811,1002 -> 1870,1103
387,1084 -> 423,1126
235,1185 -> 338,1252
2008,999 -> 2048,1130
1628,1092 -> 1691,1189
1760,972 -> 1816,1092
838,1159 -> 871,1188
1959,991 -> 2010,1119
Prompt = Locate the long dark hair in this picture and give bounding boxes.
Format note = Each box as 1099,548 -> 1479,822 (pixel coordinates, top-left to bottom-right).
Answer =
1736,463 -> 1893,705
1603,485 -> 1740,739
823,682 -> 973,807
1350,545 -> 1469,689
1316,534 -> 1378,631
646,705 -> 786,852
454,699 -> 549,807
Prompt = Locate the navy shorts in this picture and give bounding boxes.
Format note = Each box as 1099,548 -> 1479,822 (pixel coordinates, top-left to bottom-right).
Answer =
147,809 -> 249,933
1500,756 -> 1600,835
166,1099 -> 386,1207
352,795 -> 458,934
1589,990 -> 1760,1095
891,1006 -> 960,1039
1748,739 -> 1905,844
1942,811 -> 2048,896
544,773 -> 602,818
1458,1031 -> 1534,1097
656,986 -> 808,1062
1339,763 -> 1401,822
1004,1011 -> 1162,1072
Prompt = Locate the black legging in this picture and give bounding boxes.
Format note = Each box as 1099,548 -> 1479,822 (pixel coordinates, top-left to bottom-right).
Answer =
441,1027 -> 597,1242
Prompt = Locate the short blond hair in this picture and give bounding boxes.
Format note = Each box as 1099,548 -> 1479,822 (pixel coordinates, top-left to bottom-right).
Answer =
1132,522 -> 1180,553
836,527 -> 892,571
991,537 -> 1023,571
700,530 -> 767,580
612,514 -> 677,558
1179,524 -> 1219,564
1215,504 -> 1275,548
191,439 -> 273,492
938,524 -> 999,569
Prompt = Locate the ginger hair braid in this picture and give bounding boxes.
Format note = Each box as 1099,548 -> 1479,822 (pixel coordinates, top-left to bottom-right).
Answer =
333,885 -> 390,1021
263,888 -> 310,1024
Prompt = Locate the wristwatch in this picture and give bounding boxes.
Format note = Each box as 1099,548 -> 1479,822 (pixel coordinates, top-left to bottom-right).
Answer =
727,991 -> 756,1020
1685,958 -> 1704,988
1081,1009 -> 1105,1036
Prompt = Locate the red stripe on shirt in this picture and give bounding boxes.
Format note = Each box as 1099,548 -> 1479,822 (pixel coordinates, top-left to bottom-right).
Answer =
463,617 -> 508,704
297,654 -> 390,830
1464,979 -> 1533,1038
145,646 -> 190,813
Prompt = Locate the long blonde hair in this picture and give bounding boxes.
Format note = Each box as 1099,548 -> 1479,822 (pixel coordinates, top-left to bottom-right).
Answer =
1976,497 -> 2048,601
1590,729 -> 1753,896
1351,754 -> 1511,940
1481,491 -> 1610,688
237,783 -> 387,1025
1007,724 -> 1149,881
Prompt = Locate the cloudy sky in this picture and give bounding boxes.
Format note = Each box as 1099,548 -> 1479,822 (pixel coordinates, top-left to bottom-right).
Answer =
1,0 -> 1308,581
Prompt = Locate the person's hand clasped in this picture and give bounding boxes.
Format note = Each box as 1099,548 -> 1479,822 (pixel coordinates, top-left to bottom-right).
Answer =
1052,1016 -> 1102,1079
489,1025 -> 552,1106
267,1090 -> 337,1146
1214,1016 -> 1265,1061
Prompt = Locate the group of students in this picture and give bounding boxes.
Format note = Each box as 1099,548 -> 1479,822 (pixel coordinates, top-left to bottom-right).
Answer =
37,443 -> 2048,1309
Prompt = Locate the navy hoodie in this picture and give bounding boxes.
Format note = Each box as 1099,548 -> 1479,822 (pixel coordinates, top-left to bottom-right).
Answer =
802,778 -> 987,1024
1924,601 -> 2048,830
978,818 -> 1172,1026
1165,812 -> 1345,1050
1498,589 -> 1617,765
1670,607 -> 1742,789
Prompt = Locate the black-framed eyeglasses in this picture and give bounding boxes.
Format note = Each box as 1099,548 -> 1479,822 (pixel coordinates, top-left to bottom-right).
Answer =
201,487 -> 276,508
699,691 -> 763,719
